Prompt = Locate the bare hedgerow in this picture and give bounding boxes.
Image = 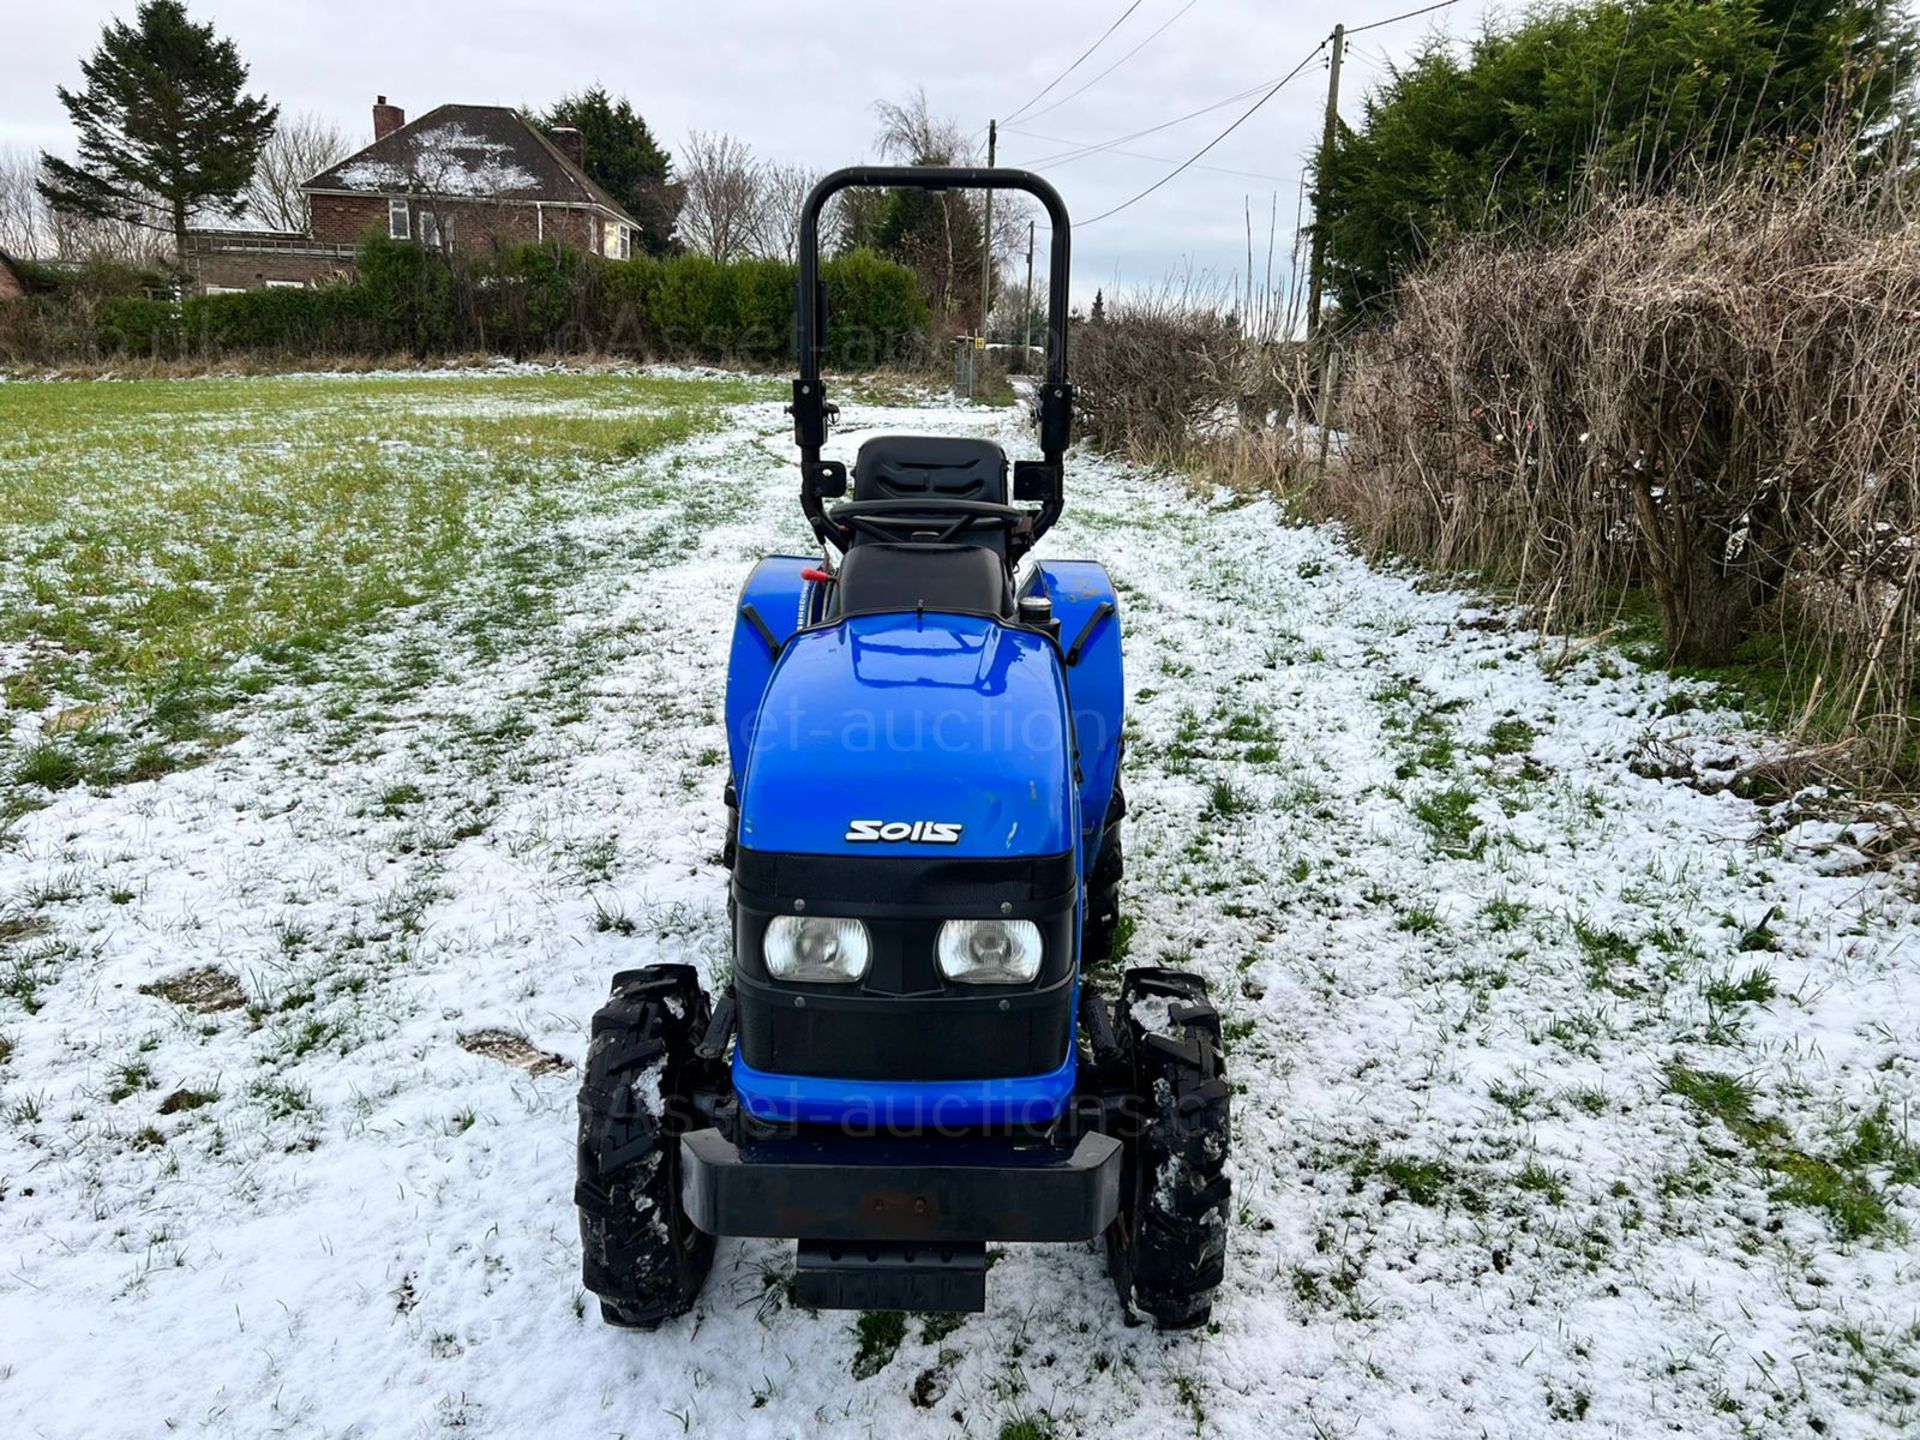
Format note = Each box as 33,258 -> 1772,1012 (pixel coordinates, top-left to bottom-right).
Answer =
1322,138 -> 1920,772
1070,286 -> 1310,467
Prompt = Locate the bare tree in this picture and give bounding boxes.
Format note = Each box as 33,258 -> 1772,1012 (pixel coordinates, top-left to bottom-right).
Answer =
48,201 -> 170,263
872,89 -> 972,168
1,144 -> 180,263
986,273 -> 1048,350
753,160 -> 821,261
3,145 -> 164,262
677,131 -> 763,262
871,89 -> 985,323
0,146 -> 46,256
246,113 -> 349,232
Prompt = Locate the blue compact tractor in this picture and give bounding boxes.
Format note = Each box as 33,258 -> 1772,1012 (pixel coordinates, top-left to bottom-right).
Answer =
575,167 -> 1231,1328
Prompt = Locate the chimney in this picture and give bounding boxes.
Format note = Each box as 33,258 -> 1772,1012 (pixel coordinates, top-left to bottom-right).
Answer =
373,95 -> 405,142
549,125 -> 585,170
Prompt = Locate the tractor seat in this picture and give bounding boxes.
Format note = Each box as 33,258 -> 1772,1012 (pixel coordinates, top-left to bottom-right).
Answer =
854,435 -> 1009,505
850,435 -> 1013,562
834,542 -> 1012,618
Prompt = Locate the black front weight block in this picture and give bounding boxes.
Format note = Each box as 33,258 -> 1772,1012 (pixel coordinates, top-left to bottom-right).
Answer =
795,1240 -> 987,1313
680,1128 -> 1121,1245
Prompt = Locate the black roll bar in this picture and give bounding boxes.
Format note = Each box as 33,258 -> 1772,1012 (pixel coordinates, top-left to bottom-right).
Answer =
787,166 -> 1074,549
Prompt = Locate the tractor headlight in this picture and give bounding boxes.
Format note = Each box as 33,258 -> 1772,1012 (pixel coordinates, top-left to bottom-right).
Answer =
764,916 -> 871,983
937,919 -> 1043,985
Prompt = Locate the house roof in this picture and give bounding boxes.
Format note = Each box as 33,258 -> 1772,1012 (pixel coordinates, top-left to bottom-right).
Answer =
303,105 -> 636,224
0,249 -> 27,300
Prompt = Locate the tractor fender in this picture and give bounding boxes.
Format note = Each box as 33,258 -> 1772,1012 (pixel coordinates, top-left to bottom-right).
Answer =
725,556 -> 824,789
1029,561 -> 1125,873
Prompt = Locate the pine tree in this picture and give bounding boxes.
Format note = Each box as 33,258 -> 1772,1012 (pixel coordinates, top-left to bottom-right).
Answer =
541,88 -> 680,257
38,0 -> 277,271
1090,289 -> 1106,324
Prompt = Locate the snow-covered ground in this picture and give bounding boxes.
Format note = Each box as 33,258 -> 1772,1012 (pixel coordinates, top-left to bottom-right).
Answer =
2,379 -> 1918,1439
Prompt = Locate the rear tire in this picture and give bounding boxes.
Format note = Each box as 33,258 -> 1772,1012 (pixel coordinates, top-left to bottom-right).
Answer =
575,964 -> 716,1330
1105,967 -> 1231,1330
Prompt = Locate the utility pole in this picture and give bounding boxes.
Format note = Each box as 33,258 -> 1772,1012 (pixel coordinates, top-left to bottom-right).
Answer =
980,119 -> 996,343
1023,218 -> 1036,357
1304,23 -> 1344,345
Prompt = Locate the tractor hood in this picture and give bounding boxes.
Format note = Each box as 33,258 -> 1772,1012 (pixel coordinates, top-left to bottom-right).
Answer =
737,612 -> 1075,860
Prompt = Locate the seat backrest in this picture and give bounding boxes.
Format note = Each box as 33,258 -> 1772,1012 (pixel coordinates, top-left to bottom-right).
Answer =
853,436 -> 1008,505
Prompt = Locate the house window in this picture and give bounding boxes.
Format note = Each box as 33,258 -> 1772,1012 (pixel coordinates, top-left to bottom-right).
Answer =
420,210 -> 444,250
388,198 -> 409,239
618,225 -> 632,261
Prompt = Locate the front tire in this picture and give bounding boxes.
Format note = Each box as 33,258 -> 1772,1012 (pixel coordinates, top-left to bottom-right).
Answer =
1105,967 -> 1232,1330
575,964 -> 716,1329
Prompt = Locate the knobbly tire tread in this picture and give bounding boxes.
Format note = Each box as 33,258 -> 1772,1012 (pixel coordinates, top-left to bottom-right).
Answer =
1106,966 -> 1232,1330
575,963 -> 716,1329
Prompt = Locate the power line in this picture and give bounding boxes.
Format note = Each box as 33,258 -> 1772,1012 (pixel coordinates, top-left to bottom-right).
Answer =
1004,125 -> 1299,185
1078,39 -> 1329,226
1016,2 -> 1461,228
1022,0 -> 1462,171
1347,0 -> 1460,36
1003,1 -> 1148,125
1017,72 -> 1289,169
1017,0 -> 1204,126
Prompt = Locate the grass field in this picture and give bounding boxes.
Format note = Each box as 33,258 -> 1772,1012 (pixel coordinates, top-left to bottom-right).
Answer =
1,369 -> 1918,1439
0,368 -> 768,804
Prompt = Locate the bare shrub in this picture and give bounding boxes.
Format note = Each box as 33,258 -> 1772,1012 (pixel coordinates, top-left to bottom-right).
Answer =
1071,291 -> 1244,463
1325,140 -> 1920,771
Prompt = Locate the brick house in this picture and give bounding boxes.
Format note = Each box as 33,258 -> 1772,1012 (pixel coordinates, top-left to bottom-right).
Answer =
184,229 -> 358,292
187,98 -> 641,291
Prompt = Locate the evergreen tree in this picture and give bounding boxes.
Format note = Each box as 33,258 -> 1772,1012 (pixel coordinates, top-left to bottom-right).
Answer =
541,87 -> 681,256
38,0 -> 276,270
1090,289 -> 1106,324
828,187 -> 891,254
1315,0 -> 1918,316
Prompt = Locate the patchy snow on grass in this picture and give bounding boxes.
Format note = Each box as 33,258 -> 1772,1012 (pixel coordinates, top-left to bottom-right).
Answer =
2,375 -> 1919,1439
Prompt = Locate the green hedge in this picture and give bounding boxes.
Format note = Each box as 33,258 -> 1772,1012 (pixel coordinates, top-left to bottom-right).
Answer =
15,256 -> 173,301
89,286 -> 383,357
93,296 -> 178,354
62,236 -> 930,368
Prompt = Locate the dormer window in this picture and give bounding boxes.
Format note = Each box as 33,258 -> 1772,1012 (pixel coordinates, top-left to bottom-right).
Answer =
388,198 -> 410,239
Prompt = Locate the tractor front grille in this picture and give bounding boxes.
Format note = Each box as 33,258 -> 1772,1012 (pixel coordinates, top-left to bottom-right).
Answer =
730,847 -> 1078,1083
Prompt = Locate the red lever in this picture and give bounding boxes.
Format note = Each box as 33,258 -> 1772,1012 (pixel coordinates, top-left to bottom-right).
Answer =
801,567 -> 834,584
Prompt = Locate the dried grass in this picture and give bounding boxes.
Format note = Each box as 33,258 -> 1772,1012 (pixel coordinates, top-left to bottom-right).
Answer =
1313,142 -> 1920,779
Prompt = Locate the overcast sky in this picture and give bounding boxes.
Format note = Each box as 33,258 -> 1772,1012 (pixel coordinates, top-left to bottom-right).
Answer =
0,0 -> 1497,304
